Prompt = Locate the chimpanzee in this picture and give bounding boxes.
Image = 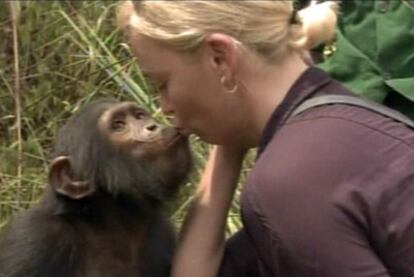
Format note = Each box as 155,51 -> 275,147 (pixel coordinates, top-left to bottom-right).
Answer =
0,99 -> 192,277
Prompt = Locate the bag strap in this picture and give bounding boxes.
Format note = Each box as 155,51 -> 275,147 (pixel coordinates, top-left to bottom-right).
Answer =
289,94 -> 414,129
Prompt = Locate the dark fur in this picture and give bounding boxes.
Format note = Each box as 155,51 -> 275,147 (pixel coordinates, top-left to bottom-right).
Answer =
0,99 -> 192,277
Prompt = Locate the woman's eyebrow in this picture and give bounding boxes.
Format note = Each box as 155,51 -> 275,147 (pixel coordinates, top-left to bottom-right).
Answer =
141,70 -> 160,80
142,71 -> 167,84
140,67 -> 157,75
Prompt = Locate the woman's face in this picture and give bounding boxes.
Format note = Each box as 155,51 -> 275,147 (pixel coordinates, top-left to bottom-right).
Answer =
130,34 -> 247,145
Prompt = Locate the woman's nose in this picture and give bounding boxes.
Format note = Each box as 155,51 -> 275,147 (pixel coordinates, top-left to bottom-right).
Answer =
158,97 -> 174,115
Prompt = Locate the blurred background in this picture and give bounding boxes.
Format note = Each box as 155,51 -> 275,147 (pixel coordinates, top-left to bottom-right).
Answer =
0,1 -> 247,234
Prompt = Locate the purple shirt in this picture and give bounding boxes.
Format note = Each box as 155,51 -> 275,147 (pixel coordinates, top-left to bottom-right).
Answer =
219,67 -> 414,276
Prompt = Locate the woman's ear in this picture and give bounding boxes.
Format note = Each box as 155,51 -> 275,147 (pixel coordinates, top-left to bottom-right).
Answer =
49,156 -> 95,200
204,33 -> 239,80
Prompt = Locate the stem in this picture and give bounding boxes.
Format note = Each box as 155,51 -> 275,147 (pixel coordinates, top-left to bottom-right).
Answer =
9,2 -> 22,197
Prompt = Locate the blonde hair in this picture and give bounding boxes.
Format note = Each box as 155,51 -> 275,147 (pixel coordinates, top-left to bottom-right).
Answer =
117,0 -> 338,62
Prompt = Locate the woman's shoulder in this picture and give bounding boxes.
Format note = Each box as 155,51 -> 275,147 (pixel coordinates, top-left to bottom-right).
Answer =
251,98 -> 414,189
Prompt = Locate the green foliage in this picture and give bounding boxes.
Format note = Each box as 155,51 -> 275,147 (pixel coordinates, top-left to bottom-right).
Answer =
0,1 -> 244,234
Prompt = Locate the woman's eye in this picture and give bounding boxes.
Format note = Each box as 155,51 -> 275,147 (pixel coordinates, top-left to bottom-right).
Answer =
111,120 -> 126,131
157,82 -> 168,93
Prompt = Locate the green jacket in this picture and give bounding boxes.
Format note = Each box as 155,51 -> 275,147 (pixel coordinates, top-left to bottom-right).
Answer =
318,0 -> 414,118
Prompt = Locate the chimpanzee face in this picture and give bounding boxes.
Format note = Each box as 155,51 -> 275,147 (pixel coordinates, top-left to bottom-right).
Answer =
49,99 -> 192,202
98,102 -> 184,161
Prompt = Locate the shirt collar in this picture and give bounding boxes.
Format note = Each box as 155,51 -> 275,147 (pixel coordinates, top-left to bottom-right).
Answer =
257,67 -> 333,156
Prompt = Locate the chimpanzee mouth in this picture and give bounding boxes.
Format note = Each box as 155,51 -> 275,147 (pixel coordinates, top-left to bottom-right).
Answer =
165,130 -> 187,148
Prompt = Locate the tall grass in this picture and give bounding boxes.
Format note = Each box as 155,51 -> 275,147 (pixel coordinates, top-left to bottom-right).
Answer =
0,1 -> 244,234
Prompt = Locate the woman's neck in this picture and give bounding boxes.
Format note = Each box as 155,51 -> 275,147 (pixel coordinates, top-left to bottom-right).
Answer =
241,52 -> 309,147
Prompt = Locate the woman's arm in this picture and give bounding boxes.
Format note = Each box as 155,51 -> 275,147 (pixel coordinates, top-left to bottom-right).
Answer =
171,146 -> 246,277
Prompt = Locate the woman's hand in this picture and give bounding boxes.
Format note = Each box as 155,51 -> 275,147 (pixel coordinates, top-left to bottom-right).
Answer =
171,145 -> 248,277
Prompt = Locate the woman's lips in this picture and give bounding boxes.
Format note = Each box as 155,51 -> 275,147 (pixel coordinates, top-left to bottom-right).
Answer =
175,127 -> 191,137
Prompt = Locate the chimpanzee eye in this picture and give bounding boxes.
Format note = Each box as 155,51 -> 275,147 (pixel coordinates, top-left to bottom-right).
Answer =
133,110 -> 146,120
111,120 -> 126,131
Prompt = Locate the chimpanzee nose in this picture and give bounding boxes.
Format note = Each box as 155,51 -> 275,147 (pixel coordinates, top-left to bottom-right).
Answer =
145,123 -> 159,132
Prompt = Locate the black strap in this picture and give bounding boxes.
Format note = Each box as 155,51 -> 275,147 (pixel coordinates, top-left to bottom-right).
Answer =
290,95 -> 414,128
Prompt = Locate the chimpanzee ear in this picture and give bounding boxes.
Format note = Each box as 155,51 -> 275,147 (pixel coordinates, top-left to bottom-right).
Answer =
49,156 -> 95,200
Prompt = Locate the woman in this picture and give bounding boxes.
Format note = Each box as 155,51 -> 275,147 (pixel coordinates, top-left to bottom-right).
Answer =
118,1 -> 414,276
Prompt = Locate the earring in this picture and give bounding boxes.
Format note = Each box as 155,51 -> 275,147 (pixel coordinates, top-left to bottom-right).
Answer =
220,76 -> 238,94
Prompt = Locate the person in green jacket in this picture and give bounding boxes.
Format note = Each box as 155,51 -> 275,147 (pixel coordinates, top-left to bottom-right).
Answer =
316,0 -> 414,119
